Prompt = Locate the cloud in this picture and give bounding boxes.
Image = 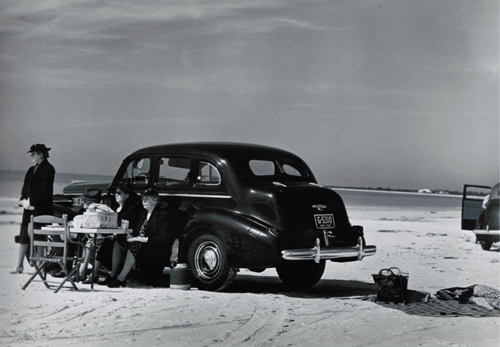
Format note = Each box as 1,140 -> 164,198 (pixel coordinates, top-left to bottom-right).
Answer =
0,0 -> 497,190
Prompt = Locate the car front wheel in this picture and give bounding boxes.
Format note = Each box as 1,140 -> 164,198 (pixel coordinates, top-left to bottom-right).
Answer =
276,260 -> 326,290
187,234 -> 237,292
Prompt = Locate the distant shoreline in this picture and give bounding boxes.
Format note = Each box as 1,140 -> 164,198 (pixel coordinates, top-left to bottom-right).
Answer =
331,186 -> 462,198
0,169 -> 114,185
0,170 -> 465,197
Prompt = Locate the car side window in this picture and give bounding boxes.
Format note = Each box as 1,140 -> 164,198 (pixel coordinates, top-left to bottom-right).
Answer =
158,157 -> 191,186
249,160 -> 275,176
282,163 -> 303,177
198,162 -> 221,185
122,158 -> 151,185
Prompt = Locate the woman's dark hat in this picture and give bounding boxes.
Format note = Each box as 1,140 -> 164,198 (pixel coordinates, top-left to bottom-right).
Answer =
27,144 -> 51,153
79,188 -> 102,202
109,181 -> 134,195
141,187 -> 159,197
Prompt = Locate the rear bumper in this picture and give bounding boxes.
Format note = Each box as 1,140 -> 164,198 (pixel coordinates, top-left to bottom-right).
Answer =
473,229 -> 500,243
281,237 -> 376,263
473,229 -> 500,236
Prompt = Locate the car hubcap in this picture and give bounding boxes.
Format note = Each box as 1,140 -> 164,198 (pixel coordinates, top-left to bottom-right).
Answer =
194,241 -> 222,280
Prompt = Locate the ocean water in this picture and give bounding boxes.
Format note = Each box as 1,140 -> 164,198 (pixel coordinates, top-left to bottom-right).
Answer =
334,188 -> 462,212
0,170 -> 462,211
0,170 -> 113,199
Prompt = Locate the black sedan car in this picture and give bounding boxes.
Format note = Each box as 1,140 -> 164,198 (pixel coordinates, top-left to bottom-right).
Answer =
58,142 -> 376,291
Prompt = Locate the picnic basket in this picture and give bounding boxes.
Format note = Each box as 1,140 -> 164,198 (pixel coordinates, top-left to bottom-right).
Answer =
81,211 -> 118,229
372,267 -> 409,303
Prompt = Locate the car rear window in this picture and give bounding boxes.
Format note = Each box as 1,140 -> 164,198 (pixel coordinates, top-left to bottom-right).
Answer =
248,159 -> 309,178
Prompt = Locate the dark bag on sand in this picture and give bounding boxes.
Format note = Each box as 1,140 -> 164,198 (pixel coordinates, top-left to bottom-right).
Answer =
372,267 -> 409,303
436,286 -> 475,303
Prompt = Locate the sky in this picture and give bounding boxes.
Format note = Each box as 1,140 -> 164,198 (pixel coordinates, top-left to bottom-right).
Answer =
0,0 -> 498,191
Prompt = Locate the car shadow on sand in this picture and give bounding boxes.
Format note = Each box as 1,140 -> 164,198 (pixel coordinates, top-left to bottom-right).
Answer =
226,274 -> 377,298
155,270 -> 377,299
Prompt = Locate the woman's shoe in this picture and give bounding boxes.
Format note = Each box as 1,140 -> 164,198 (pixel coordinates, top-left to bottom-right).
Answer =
97,275 -> 115,286
107,279 -> 126,288
9,267 -> 23,274
51,269 -> 67,278
81,275 -> 99,284
71,274 -> 85,283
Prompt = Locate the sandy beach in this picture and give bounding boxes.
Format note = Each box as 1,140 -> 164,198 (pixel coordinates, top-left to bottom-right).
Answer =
0,189 -> 499,346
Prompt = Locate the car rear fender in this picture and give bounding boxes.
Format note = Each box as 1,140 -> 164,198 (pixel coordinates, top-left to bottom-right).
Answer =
180,210 -> 281,268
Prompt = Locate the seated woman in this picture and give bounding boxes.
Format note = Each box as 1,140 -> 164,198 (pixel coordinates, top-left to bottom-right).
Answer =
97,181 -> 144,285
107,187 -> 185,288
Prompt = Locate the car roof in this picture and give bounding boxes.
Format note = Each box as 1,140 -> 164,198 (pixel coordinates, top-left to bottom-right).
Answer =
129,142 -> 301,160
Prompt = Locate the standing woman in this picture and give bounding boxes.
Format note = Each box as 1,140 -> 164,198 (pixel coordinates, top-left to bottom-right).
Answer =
11,144 -> 55,274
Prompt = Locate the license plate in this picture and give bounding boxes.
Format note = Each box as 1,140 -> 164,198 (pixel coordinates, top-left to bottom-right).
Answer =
314,214 -> 335,229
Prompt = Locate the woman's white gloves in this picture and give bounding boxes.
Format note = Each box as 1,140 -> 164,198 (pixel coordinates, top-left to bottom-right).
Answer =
19,199 -> 34,210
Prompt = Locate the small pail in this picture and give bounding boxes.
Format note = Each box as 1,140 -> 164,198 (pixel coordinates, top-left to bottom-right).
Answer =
170,264 -> 192,290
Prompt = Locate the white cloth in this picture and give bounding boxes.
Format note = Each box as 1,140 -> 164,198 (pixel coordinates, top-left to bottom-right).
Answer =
86,203 -> 115,213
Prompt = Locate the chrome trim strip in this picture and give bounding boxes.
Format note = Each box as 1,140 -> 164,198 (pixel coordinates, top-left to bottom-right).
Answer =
189,194 -> 232,199
65,192 -> 232,199
273,181 -> 287,187
159,193 -> 232,199
158,193 -> 191,197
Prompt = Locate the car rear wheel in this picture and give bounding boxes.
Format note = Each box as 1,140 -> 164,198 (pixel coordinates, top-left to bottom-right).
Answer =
187,234 -> 237,292
276,260 -> 326,290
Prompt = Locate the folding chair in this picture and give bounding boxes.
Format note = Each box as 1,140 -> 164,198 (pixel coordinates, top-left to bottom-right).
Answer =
22,214 -> 82,293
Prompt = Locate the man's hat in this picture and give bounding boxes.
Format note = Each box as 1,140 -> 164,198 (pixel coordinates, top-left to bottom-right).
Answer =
79,188 -> 102,202
27,144 -> 51,153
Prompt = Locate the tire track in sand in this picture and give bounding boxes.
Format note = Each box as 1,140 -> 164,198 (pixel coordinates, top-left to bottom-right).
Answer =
217,295 -> 287,346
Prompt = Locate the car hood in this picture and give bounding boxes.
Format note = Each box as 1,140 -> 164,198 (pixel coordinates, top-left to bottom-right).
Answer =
62,180 -> 112,195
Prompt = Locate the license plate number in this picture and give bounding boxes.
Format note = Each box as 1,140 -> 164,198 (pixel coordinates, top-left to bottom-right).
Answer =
314,214 -> 335,229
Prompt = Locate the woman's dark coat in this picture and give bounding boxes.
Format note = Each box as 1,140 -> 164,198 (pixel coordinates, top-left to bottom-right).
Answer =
135,206 -> 186,269
20,158 -> 55,216
17,158 -> 55,244
118,194 -> 145,231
